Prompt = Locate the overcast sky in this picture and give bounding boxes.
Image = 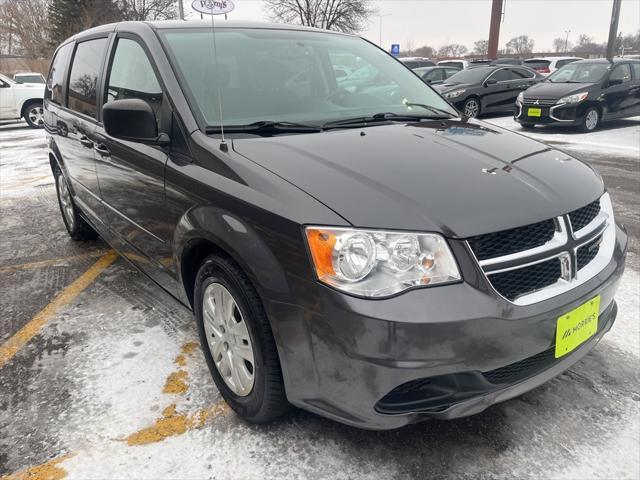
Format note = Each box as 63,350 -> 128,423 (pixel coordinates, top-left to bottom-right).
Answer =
187,0 -> 640,52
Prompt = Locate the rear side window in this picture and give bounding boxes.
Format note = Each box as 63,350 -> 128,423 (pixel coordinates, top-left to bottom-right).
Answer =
67,38 -> 108,119
512,68 -> 535,79
46,43 -> 73,105
489,68 -> 511,82
632,63 -> 640,80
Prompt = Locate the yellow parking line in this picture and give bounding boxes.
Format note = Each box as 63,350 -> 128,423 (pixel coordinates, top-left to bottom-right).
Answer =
0,251 -> 109,274
0,454 -> 74,480
0,251 -> 118,369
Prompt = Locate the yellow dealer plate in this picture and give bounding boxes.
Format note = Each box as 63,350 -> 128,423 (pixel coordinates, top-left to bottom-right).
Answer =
527,107 -> 542,117
555,295 -> 600,358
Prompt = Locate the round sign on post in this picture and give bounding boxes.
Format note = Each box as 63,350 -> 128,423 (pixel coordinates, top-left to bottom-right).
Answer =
192,0 -> 235,15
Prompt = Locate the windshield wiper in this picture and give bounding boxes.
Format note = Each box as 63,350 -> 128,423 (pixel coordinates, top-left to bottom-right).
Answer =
323,110 -> 454,130
402,102 -> 457,118
205,121 -> 322,135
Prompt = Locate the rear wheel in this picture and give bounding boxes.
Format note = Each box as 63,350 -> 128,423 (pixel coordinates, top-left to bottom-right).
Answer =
580,107 -> 599,132
54,165 -> 97,240
463,97 -> 481,118
195,255 -> 289,423
23,100 -> 44,129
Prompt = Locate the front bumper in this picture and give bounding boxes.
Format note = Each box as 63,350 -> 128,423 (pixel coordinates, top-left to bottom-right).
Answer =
515,101 -> 584,126
267,225 -> 627,430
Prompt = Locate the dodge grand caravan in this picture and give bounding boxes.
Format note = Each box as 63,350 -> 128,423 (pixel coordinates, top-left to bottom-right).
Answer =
45,21 -> 627,430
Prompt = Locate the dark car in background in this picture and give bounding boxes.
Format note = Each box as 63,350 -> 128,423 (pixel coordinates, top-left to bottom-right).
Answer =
435,65 -> 543,117
44,21 -> 626,430
398,56 -> 436,69
515,58 -> 640,131
414,66 -> 460,85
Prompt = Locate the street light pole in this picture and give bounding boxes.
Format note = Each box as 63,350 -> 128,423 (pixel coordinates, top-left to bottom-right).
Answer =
564,30 -> 571,52
606,0 -> 622,60
178,0 -> 184,20
378,14 -> 392,47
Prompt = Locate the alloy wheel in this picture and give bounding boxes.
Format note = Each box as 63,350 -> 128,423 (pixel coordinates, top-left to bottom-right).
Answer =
464,99 -> 479,117
585,109 -> 598,131
28,106 -> 44,126
202,283 -> 255,396
57,173 -> 75,230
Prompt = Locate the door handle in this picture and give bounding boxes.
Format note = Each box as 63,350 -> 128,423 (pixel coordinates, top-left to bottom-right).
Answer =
94,143 -> 110,157
79,136 -> 93,148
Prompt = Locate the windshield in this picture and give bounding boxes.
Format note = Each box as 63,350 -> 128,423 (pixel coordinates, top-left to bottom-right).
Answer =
15,74 -> 45,84
443,67 -> 491,84
159,28 -> 455,128
547,63 -> 608,83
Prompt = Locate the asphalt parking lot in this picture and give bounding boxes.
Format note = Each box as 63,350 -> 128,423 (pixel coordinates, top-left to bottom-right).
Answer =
1,117 -> 639,479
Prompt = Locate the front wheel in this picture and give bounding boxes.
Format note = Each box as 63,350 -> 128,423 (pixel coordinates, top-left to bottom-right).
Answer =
195,255 -> 289,423
580,107 -> 599,132
54,165 -> 97,240
23,100 -> 44,129
463,97 -> 481,118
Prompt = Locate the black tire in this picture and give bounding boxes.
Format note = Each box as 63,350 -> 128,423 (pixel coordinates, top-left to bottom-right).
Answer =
520,123 -> 536,130
579,107 -> 599,132
463,97 -> 481,118
23,100 -> 44,129
53,165 -> 97,241
195,254 -> 289,423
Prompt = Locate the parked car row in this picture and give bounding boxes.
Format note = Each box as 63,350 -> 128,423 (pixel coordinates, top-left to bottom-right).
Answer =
0,73 -> 46,128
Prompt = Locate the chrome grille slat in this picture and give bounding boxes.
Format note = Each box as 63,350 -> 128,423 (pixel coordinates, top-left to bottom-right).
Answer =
466,194 -> 614,305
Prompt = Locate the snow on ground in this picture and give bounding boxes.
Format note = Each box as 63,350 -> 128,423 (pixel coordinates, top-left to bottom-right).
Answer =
1,118 -> 639,479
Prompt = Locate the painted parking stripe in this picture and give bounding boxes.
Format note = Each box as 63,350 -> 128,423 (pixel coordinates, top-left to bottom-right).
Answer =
0,251 -> 118,368
0,250 -> 109,274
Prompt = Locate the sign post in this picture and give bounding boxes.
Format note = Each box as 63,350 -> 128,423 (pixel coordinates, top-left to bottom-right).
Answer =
191,0 -> 236,151
390,44 -> 400,56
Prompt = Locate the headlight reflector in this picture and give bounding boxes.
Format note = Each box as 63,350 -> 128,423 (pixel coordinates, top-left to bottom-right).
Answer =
444,89 -> 466,99
558,92 -> 588,104
516,91 -> 524,103
305,227 -> 461,297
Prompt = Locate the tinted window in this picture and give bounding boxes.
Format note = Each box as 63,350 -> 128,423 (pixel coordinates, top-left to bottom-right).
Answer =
16,75 -> 45,84
444,68 -> 459,78
632,63 -> 640,80
523,60 -> 550,70
106,38 -> 162,114
46,43 -> 73,105
161,29 -> 455,126
425,69 -> 442,81
446,67 -> 493,84
488,68 -> 511,82
610,64 -> 631,83
439,61 -> 462,69
512,68 -> 535,79
68,38 -> 108,118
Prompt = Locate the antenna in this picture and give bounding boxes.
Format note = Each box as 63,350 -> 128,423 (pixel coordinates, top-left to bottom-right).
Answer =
210,13 -> 227,151
192,0 -> 236,152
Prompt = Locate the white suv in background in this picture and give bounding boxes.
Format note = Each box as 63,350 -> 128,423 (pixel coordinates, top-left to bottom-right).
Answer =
0,73 -> 45,128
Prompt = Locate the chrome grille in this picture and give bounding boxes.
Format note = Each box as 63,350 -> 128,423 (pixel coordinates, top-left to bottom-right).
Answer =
522,97 -> 557,106
467,195 -> 614,305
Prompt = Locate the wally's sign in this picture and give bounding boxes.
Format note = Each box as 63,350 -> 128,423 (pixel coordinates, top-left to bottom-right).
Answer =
192,0 -> 235,15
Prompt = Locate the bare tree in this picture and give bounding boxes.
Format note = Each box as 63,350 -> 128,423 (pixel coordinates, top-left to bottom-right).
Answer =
118,0 -> 178,21
552,37 -> 572,53
413,45 -> 435,58
0,0 -> 51,57
505,35 -> 534,55
437,43 -> 468,58
572,34 -> 605,54
473,39 -> 488,55
264,0 -> 375,33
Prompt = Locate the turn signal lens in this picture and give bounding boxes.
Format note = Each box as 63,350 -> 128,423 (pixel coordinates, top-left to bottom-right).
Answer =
305,227 -> 461,298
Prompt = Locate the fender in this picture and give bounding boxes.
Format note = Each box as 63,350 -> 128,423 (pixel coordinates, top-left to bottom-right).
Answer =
18,97 -> 44,119
173,204 -> 293,305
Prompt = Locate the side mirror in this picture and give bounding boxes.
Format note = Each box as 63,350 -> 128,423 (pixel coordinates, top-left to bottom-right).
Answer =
608,78 -> 623,87
485,78 -> 498,86
103,99 -> 169,145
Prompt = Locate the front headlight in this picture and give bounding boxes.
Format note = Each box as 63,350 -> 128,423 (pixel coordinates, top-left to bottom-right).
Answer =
558,92 -> 588,104
516,91 -> 524,104
305,227 -> 461,297
444,89 -> 466,99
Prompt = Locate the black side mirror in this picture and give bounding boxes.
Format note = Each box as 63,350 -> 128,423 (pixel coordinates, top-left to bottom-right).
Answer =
485,78 -> 498,86
103,99 -> 169,145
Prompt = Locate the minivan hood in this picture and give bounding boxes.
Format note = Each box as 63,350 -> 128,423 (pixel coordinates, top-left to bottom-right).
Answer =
524,81 -> 595,99
233,119 -> 603,237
